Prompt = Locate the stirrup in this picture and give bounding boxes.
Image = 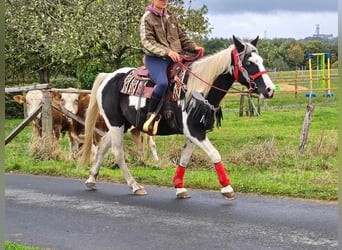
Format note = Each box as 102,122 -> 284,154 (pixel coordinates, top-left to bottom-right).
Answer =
143,113 -> 156,133
152,116 -> 161,135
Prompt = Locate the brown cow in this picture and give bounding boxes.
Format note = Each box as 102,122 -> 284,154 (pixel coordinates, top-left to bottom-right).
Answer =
13,90 -> 72,158
60,90 -> 107,159
14,90 -> 71,140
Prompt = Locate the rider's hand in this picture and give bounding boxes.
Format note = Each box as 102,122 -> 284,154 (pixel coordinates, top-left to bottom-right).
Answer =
194,46 -> 204,52
194,46 -> 205,56
168,50 -> 181,62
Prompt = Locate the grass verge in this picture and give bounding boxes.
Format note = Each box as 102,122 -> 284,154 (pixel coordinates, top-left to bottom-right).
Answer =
5,101 -> 338,201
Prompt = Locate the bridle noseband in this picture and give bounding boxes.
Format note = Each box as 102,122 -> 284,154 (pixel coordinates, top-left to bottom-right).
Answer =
232,48 -> 268,92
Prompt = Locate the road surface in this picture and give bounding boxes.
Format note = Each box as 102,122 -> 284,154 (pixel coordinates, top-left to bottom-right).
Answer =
5,174 -> 338,250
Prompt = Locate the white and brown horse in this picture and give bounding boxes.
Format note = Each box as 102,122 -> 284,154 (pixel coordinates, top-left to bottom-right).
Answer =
61,89 -> 159,161
79,36 -> 275,200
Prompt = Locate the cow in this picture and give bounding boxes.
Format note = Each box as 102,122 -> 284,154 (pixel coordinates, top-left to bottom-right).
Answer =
13,90 -> 71,140
60,89 -> 159,161
59,90 -> 106,159
13,90 -> 72,158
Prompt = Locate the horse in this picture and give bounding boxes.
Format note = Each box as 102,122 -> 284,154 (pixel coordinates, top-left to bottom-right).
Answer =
78,35 -> 275,200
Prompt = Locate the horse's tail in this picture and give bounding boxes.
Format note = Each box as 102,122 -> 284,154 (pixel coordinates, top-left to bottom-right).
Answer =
78,73 -> 108,166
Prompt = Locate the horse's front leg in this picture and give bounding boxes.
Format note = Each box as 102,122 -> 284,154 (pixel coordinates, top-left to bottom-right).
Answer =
111,126 -> 147,195
194,136 -> 235,200
85,132 -> 111,190
173,138 -> 195,199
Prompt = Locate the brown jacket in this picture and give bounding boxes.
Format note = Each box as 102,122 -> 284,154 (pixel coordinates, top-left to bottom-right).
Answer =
140,8 -> 197,58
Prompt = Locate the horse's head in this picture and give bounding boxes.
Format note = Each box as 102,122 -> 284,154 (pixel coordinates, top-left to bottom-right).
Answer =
232,35 -> 275,99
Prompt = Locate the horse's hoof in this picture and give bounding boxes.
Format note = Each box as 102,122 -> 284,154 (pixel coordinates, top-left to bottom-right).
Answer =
222,191 -> 236,200
221,185 -> 236,200
134,188 -> 148,196
176,188 -> 191,199
85,181 -> 97,190
177,191 -> 191,199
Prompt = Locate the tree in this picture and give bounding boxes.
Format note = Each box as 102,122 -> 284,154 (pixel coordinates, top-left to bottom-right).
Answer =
286,42 -> 304,69
5,0 -> 211,84
202,38 -> 229,55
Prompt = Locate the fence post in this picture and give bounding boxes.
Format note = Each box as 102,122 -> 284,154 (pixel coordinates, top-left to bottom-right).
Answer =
41,90 -> 54,151
239,94 -> 245,116
298,104 -> 314,152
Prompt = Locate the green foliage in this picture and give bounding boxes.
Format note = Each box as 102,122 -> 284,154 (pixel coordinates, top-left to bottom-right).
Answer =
76,60 -> 112,89
5,0 -> 211,84
51,77 -> 79,89
5,241 -> 43,250
5,93 -> 24,118
201,38 -> 230,55
169,1 -> 211,41
286,42 -> 305,67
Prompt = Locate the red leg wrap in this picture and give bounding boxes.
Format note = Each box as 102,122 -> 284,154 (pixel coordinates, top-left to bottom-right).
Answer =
215,161 -> 230,187
173,165 -> 186,188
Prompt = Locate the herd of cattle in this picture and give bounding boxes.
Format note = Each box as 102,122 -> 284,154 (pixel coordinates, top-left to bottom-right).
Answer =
13,88 -> 159,162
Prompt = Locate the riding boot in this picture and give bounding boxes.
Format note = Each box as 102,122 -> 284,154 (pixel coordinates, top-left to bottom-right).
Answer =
143,93 -> 161,133
147,92 -> 161,113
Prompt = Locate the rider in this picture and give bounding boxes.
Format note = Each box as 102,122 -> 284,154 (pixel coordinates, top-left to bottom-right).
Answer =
140,0 -> 204,132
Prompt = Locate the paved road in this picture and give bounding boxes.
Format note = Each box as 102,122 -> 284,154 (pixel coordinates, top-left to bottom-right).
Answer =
5,174 -> 338,250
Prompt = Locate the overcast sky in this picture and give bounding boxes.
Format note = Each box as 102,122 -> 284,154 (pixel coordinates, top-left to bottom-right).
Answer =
189,0 -> 338,39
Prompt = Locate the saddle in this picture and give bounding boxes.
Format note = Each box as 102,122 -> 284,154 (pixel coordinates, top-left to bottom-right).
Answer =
133,63 -> 183,85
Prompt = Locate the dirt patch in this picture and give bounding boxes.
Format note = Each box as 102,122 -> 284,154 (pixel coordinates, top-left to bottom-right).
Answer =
277,83 -> 308,92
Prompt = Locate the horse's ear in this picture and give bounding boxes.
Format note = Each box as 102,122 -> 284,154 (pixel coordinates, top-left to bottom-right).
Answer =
233,35 -> 244,53
250,36 -> 259,47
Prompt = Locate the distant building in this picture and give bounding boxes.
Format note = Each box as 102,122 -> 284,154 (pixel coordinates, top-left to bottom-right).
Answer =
304,24 -> 336,42
312,24 -> 333,39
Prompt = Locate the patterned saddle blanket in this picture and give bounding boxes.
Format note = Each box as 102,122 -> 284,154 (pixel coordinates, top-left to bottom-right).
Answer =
120,63 -> 188,101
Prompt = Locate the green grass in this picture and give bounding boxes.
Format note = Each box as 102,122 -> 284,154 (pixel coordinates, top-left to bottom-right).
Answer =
5,241 -> 46,250
5,97 -> 338,200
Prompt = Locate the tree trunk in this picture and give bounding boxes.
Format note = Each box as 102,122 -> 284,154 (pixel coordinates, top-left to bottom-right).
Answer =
39,68 -> 50,83
113,58 -> 121,70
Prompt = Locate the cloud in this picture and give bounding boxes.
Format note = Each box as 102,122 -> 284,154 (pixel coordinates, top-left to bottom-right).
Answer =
206,11 -> 338,39
191,0 -> 338,14
187,1 -> 338,39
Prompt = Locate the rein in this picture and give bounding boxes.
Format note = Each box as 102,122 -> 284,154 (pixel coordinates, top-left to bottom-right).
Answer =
177,47 -> 268,95
177,61 -> 230,93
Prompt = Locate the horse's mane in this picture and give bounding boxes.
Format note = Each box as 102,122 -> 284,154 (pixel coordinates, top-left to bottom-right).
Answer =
185,44 -> 235,100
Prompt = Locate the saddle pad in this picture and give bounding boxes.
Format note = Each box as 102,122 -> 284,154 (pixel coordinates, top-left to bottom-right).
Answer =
120,70 -> 155,98
120,67 -> 188,101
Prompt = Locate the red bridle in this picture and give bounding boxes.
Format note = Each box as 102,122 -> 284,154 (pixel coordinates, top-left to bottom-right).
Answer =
232,48 -> 268,92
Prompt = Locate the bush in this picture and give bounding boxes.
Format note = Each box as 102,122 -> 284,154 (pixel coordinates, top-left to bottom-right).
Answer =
5,92 -> 24,118
76,61 -> 112,89
51,77 -> 79,89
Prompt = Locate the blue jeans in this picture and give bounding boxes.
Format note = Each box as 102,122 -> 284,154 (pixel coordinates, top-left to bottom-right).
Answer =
144,55 -> 173,97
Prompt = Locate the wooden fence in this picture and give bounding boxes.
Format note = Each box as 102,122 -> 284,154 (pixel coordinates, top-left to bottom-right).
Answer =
4,84 -> 105,147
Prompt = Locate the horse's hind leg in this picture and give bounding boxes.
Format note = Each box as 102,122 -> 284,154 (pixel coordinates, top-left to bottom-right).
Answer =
85,132 -> 111,190
110,126 -> 147,195
148,135 -> 159,161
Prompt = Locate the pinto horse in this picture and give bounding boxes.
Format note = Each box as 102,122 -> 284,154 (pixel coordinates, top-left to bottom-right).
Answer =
78,36 -> 275,200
